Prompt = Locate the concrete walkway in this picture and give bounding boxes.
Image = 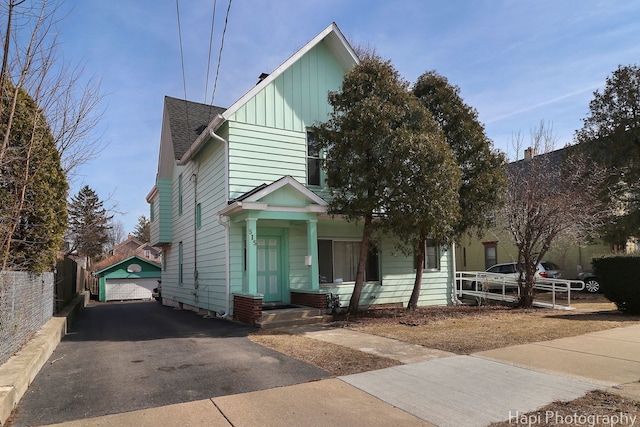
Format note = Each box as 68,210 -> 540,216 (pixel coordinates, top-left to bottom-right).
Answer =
4,309 -> 640,426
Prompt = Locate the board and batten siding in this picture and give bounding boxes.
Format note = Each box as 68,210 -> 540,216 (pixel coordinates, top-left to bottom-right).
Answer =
225,41 -> 347,199
228,41 -> 345,132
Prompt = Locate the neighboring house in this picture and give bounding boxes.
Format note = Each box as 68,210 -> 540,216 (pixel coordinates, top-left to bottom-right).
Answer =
455,228 -> 613,278
94,255 -> 161,302
455,147 -> 615,278
110,235 -> 162,264
146,22 -> 455,325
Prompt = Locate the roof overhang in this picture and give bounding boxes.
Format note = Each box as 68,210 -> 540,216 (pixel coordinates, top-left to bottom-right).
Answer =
177,113 -> 226,165
175,23 -> 358,168
146,185 -> 158,203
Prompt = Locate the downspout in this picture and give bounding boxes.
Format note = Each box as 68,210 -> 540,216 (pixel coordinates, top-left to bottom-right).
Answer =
210,128 -> 231,318
452,241 -> 462,305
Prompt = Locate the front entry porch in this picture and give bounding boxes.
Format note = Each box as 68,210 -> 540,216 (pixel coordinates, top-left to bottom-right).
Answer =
233,290 -> 329,328
219,176 -> 330,326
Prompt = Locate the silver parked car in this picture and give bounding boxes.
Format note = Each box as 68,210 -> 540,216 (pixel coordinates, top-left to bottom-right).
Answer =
466,261 -> 562,290
485,261 -> 562,279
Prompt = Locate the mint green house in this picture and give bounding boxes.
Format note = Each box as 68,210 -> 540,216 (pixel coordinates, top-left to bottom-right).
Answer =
146,23 -> 455,324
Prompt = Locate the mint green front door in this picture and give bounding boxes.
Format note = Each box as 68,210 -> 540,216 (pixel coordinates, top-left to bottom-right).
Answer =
257,236 -> 282,302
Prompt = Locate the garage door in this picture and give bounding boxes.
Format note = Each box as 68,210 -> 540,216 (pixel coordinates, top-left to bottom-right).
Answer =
105,278 -> 157,301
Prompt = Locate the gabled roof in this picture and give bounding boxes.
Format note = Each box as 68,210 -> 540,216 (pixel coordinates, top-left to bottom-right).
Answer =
178,22 -> 358,165
94,255 -> 161,276
219,22 -> 358,124
219,176 -> 328,216
165,96 -> 226,160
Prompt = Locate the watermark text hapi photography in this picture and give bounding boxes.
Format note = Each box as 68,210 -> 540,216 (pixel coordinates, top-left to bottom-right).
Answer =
509,410 -> 638,427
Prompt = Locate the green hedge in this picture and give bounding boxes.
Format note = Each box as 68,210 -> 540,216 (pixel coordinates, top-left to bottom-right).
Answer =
592,256 -> 640,314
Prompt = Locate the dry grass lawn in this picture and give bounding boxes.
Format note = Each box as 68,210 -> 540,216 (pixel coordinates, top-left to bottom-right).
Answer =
342,294 -> 640,354
249,294 -> 640,423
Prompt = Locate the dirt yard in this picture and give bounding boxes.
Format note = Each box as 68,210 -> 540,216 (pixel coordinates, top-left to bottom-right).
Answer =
249,294 -> 640,425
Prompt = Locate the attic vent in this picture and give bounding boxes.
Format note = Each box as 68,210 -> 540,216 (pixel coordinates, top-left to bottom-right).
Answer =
127,264 -> 142,273
257,73 -> 269,84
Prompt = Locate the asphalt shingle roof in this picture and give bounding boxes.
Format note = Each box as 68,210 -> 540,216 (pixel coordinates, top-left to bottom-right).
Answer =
164,96 -> 226,160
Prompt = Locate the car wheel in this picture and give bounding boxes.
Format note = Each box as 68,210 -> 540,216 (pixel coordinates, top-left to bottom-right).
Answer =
584,278 -> 600,293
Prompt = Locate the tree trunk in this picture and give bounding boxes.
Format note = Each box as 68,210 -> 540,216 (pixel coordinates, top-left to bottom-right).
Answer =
408,236 -> 425,310
348,212 -> 373,315
518,261 -> 536,308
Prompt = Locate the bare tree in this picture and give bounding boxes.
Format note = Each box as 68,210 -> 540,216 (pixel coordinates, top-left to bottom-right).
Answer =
104,219 -> 126,254
500,122 -> 611,307
0,0 -> 105,271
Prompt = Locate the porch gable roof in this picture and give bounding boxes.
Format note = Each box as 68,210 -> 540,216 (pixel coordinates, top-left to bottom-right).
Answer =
219,176 -> 328,217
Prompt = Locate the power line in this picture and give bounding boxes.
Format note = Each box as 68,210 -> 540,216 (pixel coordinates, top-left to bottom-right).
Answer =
209,0 -> 232,107
204,0 -> 218,106
175,0 -> 191,135
175,0 -> 188,104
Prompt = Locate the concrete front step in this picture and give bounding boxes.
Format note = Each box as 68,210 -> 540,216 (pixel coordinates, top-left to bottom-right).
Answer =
256,307 -> 331,330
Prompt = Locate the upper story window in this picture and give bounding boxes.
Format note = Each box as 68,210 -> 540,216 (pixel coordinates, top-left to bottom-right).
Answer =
307,130 -> 322,186
149,200 -> 155,222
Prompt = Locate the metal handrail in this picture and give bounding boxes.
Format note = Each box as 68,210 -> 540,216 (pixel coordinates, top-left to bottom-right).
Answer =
455,271 -> 585,308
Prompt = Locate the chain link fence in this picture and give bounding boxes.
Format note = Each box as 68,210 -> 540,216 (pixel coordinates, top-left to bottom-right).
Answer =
0,271 -> 54,366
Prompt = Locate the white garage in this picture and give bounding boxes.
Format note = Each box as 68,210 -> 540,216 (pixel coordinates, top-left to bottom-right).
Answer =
105,278 -> 157,301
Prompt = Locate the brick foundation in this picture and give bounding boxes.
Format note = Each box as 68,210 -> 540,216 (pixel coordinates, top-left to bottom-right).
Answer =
233,294 -> 262,325
291,291 -> 327,310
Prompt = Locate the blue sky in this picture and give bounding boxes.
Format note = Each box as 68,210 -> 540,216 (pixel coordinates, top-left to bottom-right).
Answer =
54,0 -> 640,235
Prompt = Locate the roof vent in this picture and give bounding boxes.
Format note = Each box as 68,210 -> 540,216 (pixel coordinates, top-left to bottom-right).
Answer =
257,73 -> 269,84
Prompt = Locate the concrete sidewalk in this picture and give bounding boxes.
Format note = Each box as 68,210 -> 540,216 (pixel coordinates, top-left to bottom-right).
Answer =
5,309 -> 640,426
36,322 -> 640,427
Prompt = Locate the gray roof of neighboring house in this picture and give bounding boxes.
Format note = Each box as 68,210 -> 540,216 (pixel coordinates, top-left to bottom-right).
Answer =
164,96 -> 226,160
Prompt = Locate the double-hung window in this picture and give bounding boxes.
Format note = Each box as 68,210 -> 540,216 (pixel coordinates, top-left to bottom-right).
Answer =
416,239 -> 440,271
307,130 -> 322,186
318,240 -> 379,284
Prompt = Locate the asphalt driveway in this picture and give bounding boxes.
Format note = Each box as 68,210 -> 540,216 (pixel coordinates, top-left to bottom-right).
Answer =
10,300 -> 330,426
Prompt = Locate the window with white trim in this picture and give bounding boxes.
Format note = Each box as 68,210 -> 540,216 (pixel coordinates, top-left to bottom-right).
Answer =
307,130 -> 323,186
416,239 -> 440,271
318,240 -> 379,284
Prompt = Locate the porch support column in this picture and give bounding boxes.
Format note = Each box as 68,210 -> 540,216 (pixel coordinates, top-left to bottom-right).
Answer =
307,219 -> 319,290
245,218 -> 258,294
